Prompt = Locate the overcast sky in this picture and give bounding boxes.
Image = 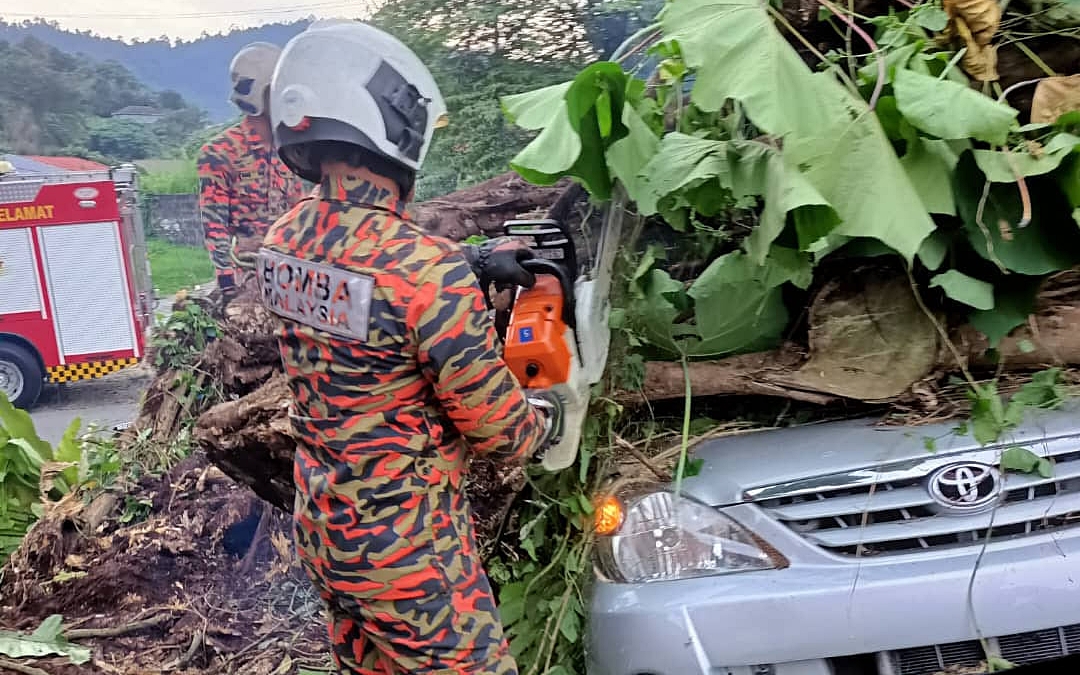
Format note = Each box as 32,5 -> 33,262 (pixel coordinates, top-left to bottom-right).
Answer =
1,1 -> 378,41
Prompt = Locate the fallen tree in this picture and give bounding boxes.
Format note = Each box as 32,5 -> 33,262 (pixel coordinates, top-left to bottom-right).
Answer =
4,0 -> 1079,673
162,3 -> 1080,672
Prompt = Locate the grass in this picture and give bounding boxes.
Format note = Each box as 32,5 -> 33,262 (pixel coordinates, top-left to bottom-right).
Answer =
147,237 -> 214,296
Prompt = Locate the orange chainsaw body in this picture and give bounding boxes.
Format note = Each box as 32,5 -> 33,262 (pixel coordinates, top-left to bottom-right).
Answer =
504,275 -> 573,389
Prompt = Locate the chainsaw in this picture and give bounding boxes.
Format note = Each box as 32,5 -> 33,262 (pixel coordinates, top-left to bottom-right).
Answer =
495,208 -> 623,471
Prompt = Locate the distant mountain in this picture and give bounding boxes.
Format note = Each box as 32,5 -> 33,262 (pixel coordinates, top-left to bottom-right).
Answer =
0,20 -> 314,120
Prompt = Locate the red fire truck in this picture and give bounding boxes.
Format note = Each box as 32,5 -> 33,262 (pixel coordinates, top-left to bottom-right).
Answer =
0,157 -> 154,409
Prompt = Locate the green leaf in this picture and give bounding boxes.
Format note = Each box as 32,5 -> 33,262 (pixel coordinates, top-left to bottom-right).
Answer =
505,63 -> 629,198
635,133 -> 730,218
973,133 -> 1080,182
874,96 -> 915,142
682,457 -> 706,478
968,278 -> 1042,347
684,249 -> 804,356
968,382 -> 1007,445
1006,368 -> 1065,424
1000,447 -> 1053,479
972,382 -> 1002,444
0,614 -> 91,665
607,100 -> 660,200
894,69 -> 1019,146
658,0 -> 850,137
786,114 -> 937,263
577,493 -> 594,515
901,137 -> 959,215
636,133 -> 840,258
509,105 -> 582,184
498,582 -> 527,627
627,268 -> 695,356
501,81 -> 573,130
658,0 -> 936,264
836,237 -> 903,260
955,152 -> 1080,275
987,655 -> 1017,672
596,90 -> 613,138
1060,154 -> 1080,213
729,140 -> 839,263
929,270 -> 995,310
917,230 -> 951,271
558,607 -> 581,643
857,42 -> 923,86
55,418 -> 83,490
0,393 -> 53,462
914,5 -> 949,31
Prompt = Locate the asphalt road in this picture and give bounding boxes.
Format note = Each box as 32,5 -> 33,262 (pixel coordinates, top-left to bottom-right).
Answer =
29,364 -> 154,445
26,295 -> 179,445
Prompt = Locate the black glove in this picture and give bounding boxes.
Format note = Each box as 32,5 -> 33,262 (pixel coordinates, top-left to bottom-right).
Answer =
525,388 -> 564,458
463,238 -> 538,292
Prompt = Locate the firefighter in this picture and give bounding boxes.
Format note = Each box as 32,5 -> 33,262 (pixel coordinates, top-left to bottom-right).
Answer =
198,42 -> 307,298
259,20 -> 564,675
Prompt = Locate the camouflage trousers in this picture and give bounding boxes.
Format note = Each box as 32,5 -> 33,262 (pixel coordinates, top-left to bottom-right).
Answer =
295,482 -> 518,675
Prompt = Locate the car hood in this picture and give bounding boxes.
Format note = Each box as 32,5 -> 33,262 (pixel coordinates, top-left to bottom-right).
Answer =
679,401 -> 1080,506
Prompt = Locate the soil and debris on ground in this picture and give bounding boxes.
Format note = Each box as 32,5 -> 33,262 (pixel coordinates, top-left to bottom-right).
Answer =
0,452 -> 330,675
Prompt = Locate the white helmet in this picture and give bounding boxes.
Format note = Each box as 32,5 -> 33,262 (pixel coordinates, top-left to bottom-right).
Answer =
229,42 -> 281,117
270,20 -> 447,181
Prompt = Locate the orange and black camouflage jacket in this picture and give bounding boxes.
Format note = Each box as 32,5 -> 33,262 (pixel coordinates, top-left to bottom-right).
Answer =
197,117 -> 307,289
260,169 -> 545,519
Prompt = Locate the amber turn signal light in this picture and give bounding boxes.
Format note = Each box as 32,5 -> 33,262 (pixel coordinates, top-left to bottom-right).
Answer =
594,494 -> 624,536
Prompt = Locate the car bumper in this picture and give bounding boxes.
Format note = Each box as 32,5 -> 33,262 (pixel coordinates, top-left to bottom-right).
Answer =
587,504 -> 1080,675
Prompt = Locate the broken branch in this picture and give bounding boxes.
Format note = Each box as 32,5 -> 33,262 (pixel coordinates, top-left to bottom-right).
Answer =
65,613 -> 175,640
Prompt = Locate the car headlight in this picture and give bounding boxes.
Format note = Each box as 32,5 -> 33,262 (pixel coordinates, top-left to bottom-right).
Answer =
595,491 -> 785,583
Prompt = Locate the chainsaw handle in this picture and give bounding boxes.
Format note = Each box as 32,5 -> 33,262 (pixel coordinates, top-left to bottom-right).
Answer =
519,258 -> 576,329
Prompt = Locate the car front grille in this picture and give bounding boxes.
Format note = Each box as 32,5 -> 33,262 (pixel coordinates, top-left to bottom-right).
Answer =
888,623 -> 1080,675
749,437 -> 1080,556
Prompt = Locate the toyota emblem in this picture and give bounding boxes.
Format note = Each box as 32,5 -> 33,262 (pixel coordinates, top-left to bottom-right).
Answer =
928,462 -> 1002,512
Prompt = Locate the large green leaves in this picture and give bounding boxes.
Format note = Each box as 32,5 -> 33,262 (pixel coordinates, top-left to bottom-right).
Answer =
969,278 -> 1043,347
930,270 -> 995,310
658,0 -> 847,137
0,393 -> 83,564
0,393 -> 53,462
501,81 -> 572,130
658,0 -> 937,263
503,62 -> 643,199
627,247 -> 811,358
973,133 -> 1080,182
955,151 -> 1080,275
894,69 -> 1019,146
634,133 -> 838,259
783,112 -> 937,262
635,133 -> 732,218
606,97 -> 661,199
901,138 -> 960,215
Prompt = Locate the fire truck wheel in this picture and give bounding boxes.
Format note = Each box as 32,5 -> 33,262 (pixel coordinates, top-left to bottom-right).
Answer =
0,342 -> 44,410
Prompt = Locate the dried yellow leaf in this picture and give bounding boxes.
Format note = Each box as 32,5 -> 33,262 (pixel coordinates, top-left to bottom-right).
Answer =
942,0 -> 1001,81
961,37 -> 999,82
1031,75 -> 1080,124
943,0 -> 1001,46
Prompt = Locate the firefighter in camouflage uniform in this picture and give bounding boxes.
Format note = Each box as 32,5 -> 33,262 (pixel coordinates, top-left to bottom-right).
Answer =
258,21 -> 564,675
198,42 -> 307,296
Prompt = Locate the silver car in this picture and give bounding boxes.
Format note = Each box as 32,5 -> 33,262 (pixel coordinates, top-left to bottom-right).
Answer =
588,404 -> 1080,675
